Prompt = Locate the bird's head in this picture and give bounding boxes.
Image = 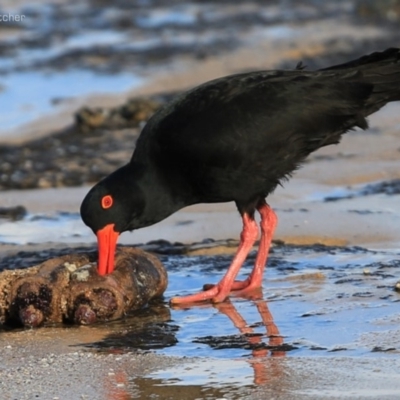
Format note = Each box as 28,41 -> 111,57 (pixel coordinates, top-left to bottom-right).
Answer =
80,166 -> 145,275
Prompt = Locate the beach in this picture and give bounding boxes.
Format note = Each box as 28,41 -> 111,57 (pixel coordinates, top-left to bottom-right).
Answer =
1,1 -> 400,399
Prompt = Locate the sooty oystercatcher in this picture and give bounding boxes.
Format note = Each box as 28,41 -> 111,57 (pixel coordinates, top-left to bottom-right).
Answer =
81,48 -> 400,304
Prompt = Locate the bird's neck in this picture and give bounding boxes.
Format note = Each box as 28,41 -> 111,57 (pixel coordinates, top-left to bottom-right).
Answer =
131,161 -> 192,228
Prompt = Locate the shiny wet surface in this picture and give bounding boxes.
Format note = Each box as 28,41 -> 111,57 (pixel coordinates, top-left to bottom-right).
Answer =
84,243 -> 400,357
97,244 -> 400,398
3,242 -> 396,398
94,243 -> 400,398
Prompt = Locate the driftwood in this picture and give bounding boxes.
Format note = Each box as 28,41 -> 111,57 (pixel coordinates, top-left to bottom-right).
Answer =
0,247 -> 167,328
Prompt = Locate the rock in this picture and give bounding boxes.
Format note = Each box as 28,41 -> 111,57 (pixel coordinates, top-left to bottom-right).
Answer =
1,247 -> 167,328
0,205 -> 27,221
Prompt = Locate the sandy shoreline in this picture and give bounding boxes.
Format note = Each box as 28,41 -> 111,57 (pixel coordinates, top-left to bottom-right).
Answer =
1,174 -> 400,251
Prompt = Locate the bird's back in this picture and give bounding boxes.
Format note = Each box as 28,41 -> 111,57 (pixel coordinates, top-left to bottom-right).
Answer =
132,48 -> 400,206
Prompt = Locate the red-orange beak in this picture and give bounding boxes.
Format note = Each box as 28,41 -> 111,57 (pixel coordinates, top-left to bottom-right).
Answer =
96,224 -> 119,275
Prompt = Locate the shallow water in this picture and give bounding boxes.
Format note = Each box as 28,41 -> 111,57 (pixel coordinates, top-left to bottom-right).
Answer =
89,245 -> 400,357
77,244 -> 400,397
1,238 -> 399,392
2,241 -> 399,398
0,70 -> 142,132
0,211 -> 86,244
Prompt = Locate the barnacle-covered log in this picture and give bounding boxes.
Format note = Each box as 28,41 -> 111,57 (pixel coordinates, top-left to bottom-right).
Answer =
66,248 -> 168,325
0,247 -> 167,328
8,256 -> 75,327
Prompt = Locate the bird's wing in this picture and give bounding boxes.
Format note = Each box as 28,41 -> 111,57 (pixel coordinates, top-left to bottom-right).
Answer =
136,70 -> 372,173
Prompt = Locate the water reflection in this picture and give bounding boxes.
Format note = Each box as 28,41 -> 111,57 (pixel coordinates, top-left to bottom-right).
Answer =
104,369 -> 131,400
211,295 -> 287,386
98,295 -> 292,399
84,301 -> 179,351
215,297 -> 282,345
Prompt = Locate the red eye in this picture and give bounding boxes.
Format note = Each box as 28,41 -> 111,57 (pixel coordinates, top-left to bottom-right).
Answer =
101,195 -> 113,209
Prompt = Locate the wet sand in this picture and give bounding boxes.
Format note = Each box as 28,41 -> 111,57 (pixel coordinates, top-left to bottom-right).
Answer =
1,1 -> 400,399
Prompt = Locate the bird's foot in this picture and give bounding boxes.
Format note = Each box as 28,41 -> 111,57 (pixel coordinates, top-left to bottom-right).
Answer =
230,285 -> 263,301
203,277 -> 251,292
171,277 -> 264,305
170,282 -> 232,305
203,277 -> 262,300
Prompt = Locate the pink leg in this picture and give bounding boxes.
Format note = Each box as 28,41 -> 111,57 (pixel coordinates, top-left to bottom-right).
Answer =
170,213 -> 259,305
230,202 -> 277,293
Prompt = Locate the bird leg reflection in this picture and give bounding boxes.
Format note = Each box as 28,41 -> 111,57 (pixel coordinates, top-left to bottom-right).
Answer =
215,297 -> 285,385
215,297 -> 284,354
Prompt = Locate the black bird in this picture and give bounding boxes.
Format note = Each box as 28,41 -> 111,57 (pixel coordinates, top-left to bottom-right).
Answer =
81,48 -> 400,304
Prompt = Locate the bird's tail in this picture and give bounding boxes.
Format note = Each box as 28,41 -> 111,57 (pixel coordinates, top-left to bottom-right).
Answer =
321,48 -> 400,113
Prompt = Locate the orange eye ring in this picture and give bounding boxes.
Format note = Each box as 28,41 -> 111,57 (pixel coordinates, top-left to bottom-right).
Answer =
101,195 -> 113,209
